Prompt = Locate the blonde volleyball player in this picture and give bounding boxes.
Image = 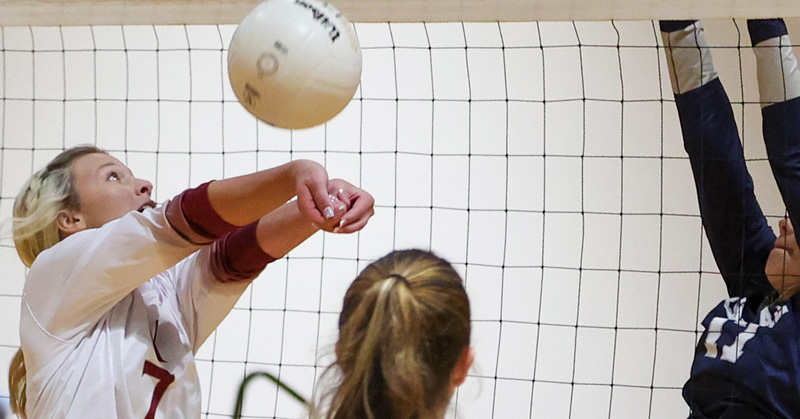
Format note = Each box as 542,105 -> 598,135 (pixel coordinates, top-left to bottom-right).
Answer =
322,249 -> 473,419
7,145 -> 374,418
661,19 -> 800,417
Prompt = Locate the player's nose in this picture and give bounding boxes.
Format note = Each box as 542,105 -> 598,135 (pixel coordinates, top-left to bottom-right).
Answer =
136,178 -> 153,196
779,217 -> 791,234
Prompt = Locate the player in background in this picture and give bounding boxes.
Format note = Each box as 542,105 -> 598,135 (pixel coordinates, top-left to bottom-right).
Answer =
661,18 -> 800,417
320,249 -> 473,419
7,146 -> 374,418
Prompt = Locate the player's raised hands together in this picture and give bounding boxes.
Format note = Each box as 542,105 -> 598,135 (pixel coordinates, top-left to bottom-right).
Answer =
292,159 -> 337,225
290,163 -> 374,233
327,179 -> 375,234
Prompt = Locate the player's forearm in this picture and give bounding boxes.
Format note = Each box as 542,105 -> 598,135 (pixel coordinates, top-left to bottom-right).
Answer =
255,201 -> 321,259
206,160 -> 317,226
205,201 -> 336,284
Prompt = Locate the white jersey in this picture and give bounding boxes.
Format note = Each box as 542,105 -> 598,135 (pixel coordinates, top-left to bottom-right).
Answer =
20,204 -> 251,418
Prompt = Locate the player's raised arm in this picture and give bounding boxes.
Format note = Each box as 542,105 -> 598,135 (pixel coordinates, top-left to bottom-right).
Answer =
660,20 -> 775,298
14,147 -> 352,338
749,19 -> 800,298
207,158 -> 337,227
171,178 -> 374,351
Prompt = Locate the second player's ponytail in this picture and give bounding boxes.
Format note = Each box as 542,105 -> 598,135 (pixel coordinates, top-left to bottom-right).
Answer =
325,249 -> 471,419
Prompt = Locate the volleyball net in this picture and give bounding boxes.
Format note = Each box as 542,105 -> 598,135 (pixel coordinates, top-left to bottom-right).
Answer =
1,17 -> 799,419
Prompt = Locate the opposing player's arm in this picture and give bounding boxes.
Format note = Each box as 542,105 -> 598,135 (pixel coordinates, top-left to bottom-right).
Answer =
749,19 -> 800,299
754,19 -> 800,236
661,21 -> 775,298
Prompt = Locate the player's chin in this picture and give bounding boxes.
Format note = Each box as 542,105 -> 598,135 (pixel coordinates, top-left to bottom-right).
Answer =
765,248 -> 800,297
765,249 -> 788,286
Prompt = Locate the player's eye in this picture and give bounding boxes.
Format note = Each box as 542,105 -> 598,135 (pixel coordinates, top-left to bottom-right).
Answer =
108,172 -> 120,181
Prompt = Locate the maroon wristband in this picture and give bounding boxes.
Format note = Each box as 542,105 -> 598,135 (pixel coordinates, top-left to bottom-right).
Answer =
210,221 -> 276,282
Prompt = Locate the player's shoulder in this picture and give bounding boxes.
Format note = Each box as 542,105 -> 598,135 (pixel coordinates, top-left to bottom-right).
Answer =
30,209 -> 173,270
26,221 -> 111,277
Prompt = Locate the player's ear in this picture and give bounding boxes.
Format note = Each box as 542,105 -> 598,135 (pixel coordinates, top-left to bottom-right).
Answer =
449,346 -> 474,389
56,209 -> 86,237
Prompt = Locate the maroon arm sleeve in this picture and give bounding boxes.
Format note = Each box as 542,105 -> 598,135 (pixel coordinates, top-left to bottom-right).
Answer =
165,182 -> 239,245
166,181 -> 275,282
210,222 -> 276,282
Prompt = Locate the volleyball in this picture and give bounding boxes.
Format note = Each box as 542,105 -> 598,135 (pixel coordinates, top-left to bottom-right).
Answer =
228,0 -> 362,130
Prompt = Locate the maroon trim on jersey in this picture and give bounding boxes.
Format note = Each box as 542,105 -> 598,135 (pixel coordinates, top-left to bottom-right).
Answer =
210,221 -> 275,282
165,181 -> 238,245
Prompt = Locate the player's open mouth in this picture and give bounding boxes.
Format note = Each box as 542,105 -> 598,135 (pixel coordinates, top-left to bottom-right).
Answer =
138,201 -> 156,213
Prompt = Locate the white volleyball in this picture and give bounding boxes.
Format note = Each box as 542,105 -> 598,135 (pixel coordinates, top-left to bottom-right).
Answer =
228,0 -> 362,129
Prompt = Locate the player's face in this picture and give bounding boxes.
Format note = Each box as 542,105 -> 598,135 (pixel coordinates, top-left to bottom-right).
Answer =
69,152 -> 155,230
765,217 -> 800,299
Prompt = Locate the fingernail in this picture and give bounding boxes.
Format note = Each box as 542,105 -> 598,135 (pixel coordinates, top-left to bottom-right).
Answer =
339,219 -> 347,227
338,188 -> 344,194
333,226 -> 341,233
323,206 -> 335,219
338,204 -> 346,211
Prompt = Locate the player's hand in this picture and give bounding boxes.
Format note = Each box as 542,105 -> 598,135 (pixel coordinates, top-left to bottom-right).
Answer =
292,160 -> 334,225
309,193 -> 349,233
327,179 -> 375,234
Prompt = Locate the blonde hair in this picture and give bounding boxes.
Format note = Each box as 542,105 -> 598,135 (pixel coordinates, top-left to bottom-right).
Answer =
325,249 -> 471,419
8,145 -> 105,418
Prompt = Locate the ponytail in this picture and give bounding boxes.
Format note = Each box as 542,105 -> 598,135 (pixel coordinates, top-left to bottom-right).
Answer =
8,349 -> 26,418
333,276 -> 426,419
325,249 -> 471,419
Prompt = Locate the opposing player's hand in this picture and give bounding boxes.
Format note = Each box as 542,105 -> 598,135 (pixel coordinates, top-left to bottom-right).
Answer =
293,160 -> 334,225
327,179 -> 375,234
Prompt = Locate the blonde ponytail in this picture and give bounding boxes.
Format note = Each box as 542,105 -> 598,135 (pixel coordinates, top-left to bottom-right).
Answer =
325,249 -> 471,419
8,145 -> 105,417
8,349 -> 26,418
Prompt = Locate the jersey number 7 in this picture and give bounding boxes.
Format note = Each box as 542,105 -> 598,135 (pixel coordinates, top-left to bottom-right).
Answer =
143,360 -> 175,419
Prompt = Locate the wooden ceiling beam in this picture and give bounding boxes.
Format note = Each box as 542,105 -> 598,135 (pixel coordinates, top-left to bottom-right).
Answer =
1,0 -> 799,26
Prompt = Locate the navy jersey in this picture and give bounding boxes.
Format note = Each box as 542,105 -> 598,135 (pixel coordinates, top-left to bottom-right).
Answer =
686,296 -> 800,418
675,61 -> 800,419
661,19 -> 800,418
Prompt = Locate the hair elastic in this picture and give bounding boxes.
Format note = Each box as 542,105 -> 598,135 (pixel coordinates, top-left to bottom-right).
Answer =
388,274 -> 410,287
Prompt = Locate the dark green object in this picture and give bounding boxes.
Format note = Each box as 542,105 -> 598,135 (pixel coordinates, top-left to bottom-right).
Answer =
233,371 -> 310,418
